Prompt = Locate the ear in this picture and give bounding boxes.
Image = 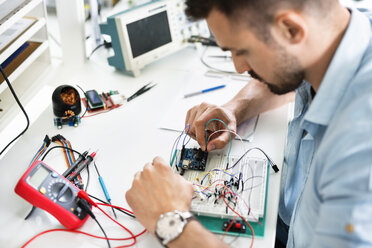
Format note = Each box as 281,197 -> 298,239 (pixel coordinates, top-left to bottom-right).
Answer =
272,12 -> 307,45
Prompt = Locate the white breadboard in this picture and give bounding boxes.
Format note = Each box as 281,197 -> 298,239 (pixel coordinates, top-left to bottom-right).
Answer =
174,151 -> 268,221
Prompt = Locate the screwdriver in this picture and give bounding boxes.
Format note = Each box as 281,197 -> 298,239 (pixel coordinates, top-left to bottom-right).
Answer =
67,152 -> 96,181
93,162 -> 117,219
62,151 -> 88,178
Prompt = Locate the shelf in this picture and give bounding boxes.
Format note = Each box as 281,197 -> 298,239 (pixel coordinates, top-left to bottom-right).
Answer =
0,40 -> 49,93
0,0 -> 43,35
0,18 -> 46,63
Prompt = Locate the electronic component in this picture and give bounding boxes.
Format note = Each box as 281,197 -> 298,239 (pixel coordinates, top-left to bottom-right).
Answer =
110,94 -> 126,105
222,219 -> 247,233
52,85 -> 82,117
178,148 -> 208,174
54,116 -> 81,129
99,0 -> 210,77
174,153 -> 268,221
14,161 -> 90,229
86,90 -> 105,109
81,91 -> 123,114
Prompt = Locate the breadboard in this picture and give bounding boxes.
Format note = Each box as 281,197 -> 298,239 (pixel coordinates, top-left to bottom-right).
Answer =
174,151 -> 268,222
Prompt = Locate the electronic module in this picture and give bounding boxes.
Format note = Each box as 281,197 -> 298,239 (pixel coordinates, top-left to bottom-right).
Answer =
174,151 -> 268,222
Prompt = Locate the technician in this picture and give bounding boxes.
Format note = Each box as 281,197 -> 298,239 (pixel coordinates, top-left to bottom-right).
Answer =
126,0 -> 372,247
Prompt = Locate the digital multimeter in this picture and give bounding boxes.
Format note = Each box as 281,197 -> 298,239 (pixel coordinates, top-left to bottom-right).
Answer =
15,161 -> 90,229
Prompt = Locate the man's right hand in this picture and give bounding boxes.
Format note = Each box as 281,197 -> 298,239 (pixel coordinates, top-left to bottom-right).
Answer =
185,102 -> 237,151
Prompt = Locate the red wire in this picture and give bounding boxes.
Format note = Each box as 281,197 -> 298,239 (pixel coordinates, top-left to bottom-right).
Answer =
95,205 -> 137,245
21,228 -> 146,248
81,105 -> 122,118
217,184 -> 255,248
21,201 -> 146,248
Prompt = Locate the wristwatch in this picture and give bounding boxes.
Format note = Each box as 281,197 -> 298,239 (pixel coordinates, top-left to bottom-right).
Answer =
155,210 -> 195,246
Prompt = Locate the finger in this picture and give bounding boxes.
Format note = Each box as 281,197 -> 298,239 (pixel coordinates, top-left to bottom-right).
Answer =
141,162 -> 154,179
185,107 -> 194,127
152,156 -> 168,167
134,171 -> 141,180
194,109 -> 216,150
207,132 -> 231,151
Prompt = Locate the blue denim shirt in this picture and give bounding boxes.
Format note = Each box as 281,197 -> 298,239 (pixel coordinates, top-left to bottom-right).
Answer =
278,8 -> 372,247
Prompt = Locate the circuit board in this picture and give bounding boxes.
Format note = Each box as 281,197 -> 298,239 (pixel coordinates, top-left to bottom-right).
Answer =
54,116 -> 81,129
174,150 -> 269,237
178,148 -> 208,175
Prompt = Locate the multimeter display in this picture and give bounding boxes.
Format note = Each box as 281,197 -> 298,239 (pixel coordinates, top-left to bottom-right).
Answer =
28,165 -> 50,189
15,161 -> 90,229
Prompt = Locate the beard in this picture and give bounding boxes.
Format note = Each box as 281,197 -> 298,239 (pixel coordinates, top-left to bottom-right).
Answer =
248,48 -> 305,95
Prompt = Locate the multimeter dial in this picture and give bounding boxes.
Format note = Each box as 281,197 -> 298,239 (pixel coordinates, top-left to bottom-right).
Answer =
50,182 -> 73,203
46,178 -> 76,205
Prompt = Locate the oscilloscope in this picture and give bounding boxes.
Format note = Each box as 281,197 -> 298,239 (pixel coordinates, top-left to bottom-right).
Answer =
100,0 -> 210,77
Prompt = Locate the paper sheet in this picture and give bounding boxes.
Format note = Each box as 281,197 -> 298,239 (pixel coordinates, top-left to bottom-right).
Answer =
159,73 -> 258,141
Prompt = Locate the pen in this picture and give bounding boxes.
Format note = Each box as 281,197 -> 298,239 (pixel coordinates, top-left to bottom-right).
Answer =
184,84 -> 226,98
93,162 -> 117,219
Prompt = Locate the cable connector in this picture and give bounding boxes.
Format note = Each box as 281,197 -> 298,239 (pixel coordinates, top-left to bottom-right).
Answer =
77,198 -> 95,219
44,135 -> 51,147
103,40 -> 112,49
78,190 -> 97,207
271,163 -> 279,173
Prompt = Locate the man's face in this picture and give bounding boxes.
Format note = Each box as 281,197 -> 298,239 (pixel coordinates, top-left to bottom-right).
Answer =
206,9 -> 305,95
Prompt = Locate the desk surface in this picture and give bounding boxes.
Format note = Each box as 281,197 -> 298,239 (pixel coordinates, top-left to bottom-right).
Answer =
0,46 -> 290,248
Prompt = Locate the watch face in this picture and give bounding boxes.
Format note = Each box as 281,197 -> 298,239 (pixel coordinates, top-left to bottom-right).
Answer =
156,212 -> 185,243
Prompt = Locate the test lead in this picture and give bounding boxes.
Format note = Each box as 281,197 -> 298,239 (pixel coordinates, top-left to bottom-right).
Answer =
67,152 -> 96,181
63,150 -> 88,178
93,162 -> 117,219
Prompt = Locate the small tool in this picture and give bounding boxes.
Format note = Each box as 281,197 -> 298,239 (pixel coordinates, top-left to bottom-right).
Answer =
93,162 -> 117,219
67,152 -> 96,181
127,82 -> 156,102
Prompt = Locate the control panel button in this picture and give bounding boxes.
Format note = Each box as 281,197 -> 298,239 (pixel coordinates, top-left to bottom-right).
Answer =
39,187 -> 46,194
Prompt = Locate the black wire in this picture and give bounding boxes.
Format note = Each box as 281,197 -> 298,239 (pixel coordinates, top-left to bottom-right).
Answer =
41,146 -> 82,161
226,147 -> 276,171
93,217 -> 111,248
76,84 -> 89,117
85,164 -> 90,191
88,43 -> 105,59
0,65 -> 30,156
88,194 -> 135,218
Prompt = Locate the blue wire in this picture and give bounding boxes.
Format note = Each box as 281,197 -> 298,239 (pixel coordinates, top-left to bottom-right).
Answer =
29,142 -> 46,167
183,124 -> 192,146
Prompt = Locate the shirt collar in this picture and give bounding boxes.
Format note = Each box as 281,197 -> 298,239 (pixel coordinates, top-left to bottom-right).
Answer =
303,8 -> 372,126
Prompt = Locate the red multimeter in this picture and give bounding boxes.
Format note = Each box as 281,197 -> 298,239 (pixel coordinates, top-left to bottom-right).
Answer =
15,161 -> 90,229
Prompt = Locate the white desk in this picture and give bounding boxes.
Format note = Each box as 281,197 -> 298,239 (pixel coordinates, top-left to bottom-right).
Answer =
0,46 -> 290,248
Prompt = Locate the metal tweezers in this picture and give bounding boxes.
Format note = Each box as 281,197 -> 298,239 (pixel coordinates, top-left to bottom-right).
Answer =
127,82 -> 157,102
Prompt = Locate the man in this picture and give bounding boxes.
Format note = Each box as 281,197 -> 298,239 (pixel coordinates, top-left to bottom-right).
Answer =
126,0 -> 372,247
